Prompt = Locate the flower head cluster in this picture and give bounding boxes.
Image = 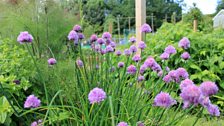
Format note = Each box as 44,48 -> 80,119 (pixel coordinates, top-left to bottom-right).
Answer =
110,41 -> 116,48
180,79 -> 194,90
181,52 -> 190,60
154,92 -> 176,108
78,33 -> 85,40
143,57 -> 162,73
179,37 -> 190,49
90,34 -> 98,43
129,36 -> 136,43
68,30 -> 79,42
102,32 -> 111,39
118,62 -> 124,68
206,104 -> 220,116
180,84 -> 201,108
132,54 -> 141,62
140,64 -> 147,74
127,65 -> 137,75
163,68 -> 189,83
17,31 -> 33,43
138,41 -> 146,50
106,45 -> 114,53
138,76 -> 145,82
124,49 -> 131,56
48,58 -> 57,65
76,59 -> 84,67
88,87 -> 106,104
160,52 -> 169,60
73,25 -> 82,32
97,38 -> 105,45
31,120 -> 42,126
129,45 -> 137,53
115,50 -> 122,56
141,23 -> 152,33
164,45 -> 176,55
24,95 -> 41,108
199,81 -> 218,97
117,122 -> 128,126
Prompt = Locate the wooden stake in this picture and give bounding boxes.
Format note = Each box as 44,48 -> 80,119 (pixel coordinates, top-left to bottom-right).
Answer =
193,20 -> 198,32
135,0 -> 146,55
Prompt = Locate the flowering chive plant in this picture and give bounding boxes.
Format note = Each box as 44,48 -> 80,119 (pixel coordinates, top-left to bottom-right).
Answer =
2,23 -> 220,125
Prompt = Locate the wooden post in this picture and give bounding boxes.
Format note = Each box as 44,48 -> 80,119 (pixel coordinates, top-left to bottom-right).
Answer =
135,0 -> 146,54
193,20 -> 198,32
128,17 -> 131,32
151,13 -> 154,33
109,22 -> 113,34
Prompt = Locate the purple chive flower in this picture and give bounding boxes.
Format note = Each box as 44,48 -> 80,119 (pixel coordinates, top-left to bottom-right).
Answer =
73,25 -> 81,32
158,71 -> 163,77
164,45 -> 176,54
199,95 -> 211,107
137,122 -> 144,126
106,45 -> 114,53
94,45 -> 101,52
180,84 -> 201,108
118,62 -> 124,68
206,104 -> 220,116
153,92 -> 176,108
31,120 -> 42,126
180,79 -> 194,90
117,122 -> 128,126
102,32 -> 111,39
97,38 -> 105,45
13,80 -> 20,85
124,49 -> 131,56
76,59 -> 83,67
78,33 -> 85,40
160,52 -> 170,60
24,95 -> 41,108
181,52 -> 190,60
140,64 -> 147,74
132,54 -> 141,62
90,34 -> 98,43
176,68 -> 189,79
115,50 -> 122,56
144,57 -> 156,68
106,39 -> 112,45
141,23 -> 152,33
31,121 -> 38,126
179,37 -> 190,49
127,65 -> 137,75
151,63 -> 162,72
163,75 -> 172,83
138,41 -> 146,50
17,31 -> 33,43
88,87 -> 106,104
166,66 -> 170,72
129,45 -> 137,53
96,64 -> 99,69
100,49 -> 106,55
129,36 -> 136,43
200,81 -> 218,97
138,76 -> 145,82
110,41 -> 116,48
68,30 -> 78,41
48,58 -> 57,65
168,70 -> 178,80
110,66 -> 115,72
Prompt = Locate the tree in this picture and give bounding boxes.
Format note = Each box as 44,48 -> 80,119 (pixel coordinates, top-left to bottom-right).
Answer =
216,0 -> 224,13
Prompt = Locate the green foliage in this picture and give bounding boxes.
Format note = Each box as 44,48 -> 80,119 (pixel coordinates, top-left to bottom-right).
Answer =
0,0 -> 79,57
0,38 -> 34,125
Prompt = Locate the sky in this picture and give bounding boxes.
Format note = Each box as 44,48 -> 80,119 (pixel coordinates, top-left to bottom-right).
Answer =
184,0 -> 218,14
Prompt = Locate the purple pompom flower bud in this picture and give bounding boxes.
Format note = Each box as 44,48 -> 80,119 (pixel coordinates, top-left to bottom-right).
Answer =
124,49 -> 131,56
17,31 -> 33,43
160,52 -> 170,60
73,25 -> 81,32
48,58 -> 57,65
200,81 -> 218,97
76,59 -> 84,67
132,54 -> 141,62
90,34 -> 98,43
88,87 -> 106,104
153,92 -> 176,108
164,45 -> 176,55
141,23 -> 152,33
102,32 -> 111,39
179,37 -> 190,49
117,122 -> 128,126
181,52 -> 190,60
129,36 -> 136,43
115,50 -> 122,56
138,41 -> 146,50
127,65 -> 137,75
24,95 -> 41,108
129,45 -> 137,53
118,62 -> 124,68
